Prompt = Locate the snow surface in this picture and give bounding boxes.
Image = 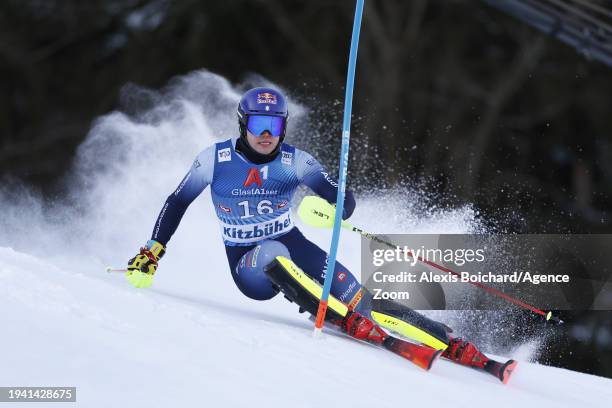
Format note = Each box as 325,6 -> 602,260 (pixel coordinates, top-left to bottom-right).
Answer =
1,246 -> 611,408
1,71 -> 610,407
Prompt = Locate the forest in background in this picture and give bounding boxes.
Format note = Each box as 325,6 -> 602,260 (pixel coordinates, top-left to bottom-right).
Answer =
1,0 -> 611,377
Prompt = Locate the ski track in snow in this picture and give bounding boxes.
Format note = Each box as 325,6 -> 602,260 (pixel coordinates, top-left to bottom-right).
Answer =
1,71 -> 610,407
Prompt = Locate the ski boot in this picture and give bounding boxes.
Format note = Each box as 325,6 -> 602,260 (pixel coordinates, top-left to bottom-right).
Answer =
342,311 -> 388,345
443,337 -> 489,368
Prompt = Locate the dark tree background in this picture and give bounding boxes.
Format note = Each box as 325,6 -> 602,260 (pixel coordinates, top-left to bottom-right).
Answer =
1,0 -> 611,377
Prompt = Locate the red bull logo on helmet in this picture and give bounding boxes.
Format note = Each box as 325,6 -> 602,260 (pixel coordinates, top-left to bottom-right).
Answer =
257,92 -> 277,104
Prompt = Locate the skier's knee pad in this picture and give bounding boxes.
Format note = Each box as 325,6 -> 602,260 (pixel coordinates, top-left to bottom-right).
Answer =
232,240 -> 291,301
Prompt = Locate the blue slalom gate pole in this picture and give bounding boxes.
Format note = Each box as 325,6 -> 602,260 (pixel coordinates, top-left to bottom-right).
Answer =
314,0 -> 365,333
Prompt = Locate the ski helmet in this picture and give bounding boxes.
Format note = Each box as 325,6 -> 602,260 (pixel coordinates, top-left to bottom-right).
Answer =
237,87 -> 289,142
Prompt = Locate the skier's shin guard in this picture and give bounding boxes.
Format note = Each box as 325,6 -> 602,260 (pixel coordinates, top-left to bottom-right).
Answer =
359,290 -> 451,350
264,256 -> 349,322
263,256 -> 450,350
369,310 -> 449,350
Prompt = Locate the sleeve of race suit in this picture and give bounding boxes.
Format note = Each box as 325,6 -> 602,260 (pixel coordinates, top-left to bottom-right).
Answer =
150,146 -> 215,246
296,149 -> 356,220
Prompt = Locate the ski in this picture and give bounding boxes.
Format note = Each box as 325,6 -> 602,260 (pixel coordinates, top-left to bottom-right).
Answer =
381,335 -> 442,370
442,355 -> 518,384
336,325 -> 441,370
483,358 -> 518,384
265,257 -> 441,371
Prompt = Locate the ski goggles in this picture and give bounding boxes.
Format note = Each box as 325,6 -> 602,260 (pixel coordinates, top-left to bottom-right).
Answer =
246,115 -> 285,137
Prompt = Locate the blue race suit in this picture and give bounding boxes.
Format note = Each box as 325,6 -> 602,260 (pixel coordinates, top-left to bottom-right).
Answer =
150,137 -> 363,306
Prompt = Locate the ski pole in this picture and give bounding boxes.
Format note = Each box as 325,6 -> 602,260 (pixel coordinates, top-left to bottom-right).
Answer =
298,195 -> 564,325
314,0 -> 365,335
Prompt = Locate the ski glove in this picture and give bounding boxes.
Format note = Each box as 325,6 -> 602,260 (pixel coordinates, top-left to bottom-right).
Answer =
126,240 -> 166,288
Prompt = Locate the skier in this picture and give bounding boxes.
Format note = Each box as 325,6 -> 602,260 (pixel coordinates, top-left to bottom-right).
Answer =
127,87 -> 495,373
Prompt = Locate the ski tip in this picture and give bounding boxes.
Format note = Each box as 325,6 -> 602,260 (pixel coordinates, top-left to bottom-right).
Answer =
427,349 -> 443,371
499,360 -> 518,384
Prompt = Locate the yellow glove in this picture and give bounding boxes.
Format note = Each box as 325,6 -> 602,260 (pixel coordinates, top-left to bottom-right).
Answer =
126,240 -> 166,288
